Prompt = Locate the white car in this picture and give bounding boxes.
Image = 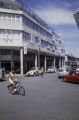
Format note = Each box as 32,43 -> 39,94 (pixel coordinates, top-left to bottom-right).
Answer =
58,68 -> 69,78
47,66 -> 56,73
76,68 -> 79,71
26,67 -> 41,76
75,68 -> 79,74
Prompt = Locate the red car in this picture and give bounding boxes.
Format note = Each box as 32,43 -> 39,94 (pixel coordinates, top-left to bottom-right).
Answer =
63,70 -> 79,84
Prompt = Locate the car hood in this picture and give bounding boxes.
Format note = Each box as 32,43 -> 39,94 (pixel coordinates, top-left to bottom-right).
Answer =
47,68 -> 54,70
27,70 -> 35,73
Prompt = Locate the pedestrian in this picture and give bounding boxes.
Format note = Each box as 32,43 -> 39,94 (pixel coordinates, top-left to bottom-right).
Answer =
41,66 -> 44,77
8,68 -> 17,92
2,67 -> 5,78
36,67 -> 39,75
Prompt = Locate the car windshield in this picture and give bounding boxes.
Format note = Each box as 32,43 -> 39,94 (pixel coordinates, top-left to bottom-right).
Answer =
48,66 -> 53,69
58,68 -> 66,72
62,66 -> 67,69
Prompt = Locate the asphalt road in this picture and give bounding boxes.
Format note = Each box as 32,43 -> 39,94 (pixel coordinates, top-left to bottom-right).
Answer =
0,73 -> 79,120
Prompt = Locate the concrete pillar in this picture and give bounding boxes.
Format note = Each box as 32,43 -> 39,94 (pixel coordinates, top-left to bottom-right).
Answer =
11,49 -> 14,69
63,58 -> 65,66
53,57 -> 55,67
61,58 -> 63,67
35,54 -> 37,68
0,55 -> 1,67
44,56 -> 47,71
20,48 -> 23,75
59,58 -> 61,68
38,47 -> 40,68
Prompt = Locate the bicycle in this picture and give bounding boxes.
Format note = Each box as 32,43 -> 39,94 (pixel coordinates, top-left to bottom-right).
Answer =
7,81 -> 25,96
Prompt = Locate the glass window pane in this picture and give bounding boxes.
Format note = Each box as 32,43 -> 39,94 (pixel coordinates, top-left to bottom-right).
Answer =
16,15 -> 20,22
12,14 -> 16,22
0,13 -> 2,21
7,14 -> 11,21
3,14 -> 7,21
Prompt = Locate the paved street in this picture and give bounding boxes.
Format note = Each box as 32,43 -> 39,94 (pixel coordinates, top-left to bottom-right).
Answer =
0,73 -> 79,120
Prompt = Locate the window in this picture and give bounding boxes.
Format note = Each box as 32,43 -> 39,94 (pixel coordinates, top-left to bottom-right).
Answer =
7,14 -> 11,22
15,31 -> 20,39
7,31 -> 12,40
23,32 -> 31,41
0,13 -> 21,23
3,14 -> 7,21
12,14 -> 16,22
13,50 -> 20,55
0,13 -> 2,21
31,35 -> 35,43
1,49 -> 11,55
35,37 -> 39,43
22,16 -> 53,38
55,46 -> 58,50
59,40 -> 61,44
41,40 -> 48,47
3,30 -> 7,39
16,15 -> 20,22
0,30 -> 21,40
41,39 -> 53,49
0,30 -> 3,39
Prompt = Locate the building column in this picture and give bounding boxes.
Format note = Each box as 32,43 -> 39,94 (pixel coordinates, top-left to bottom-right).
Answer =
62,58 -> 64,67
53,57 -> 56,67
63,58 -> 65,66
35,54 -> 37,68
59,58 -> 61,68
20,48 -> 23,75
44,56 -> 47,71
61,58 -> 64,67
38,47 -> 40,68
11,49 -> 14,69
0,52 -> 1,67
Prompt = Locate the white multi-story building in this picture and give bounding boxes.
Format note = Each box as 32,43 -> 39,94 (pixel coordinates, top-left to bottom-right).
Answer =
0,0 -> 65,74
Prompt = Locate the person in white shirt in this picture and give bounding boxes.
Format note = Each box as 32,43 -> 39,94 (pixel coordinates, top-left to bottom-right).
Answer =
8,68 -> 17,91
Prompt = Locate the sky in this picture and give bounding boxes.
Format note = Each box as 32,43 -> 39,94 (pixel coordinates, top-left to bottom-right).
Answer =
19,0 -> 79,57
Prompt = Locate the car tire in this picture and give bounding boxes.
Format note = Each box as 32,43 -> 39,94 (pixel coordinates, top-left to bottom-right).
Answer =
58,76 -> 61,79
33,73 -> 36,76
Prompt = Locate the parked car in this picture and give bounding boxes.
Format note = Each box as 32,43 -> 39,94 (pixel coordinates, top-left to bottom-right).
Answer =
63,70 -> 79,84
47,66 -> 56,73
76,68 -> 79,71
58,67 -> 69,78
75,68 -> 79,74
26,67 -> 41,76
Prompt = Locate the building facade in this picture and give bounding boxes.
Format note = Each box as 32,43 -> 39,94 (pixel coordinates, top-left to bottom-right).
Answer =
65,54 -> 79,69
74,9 -> 79,29
0,0 -> 65,74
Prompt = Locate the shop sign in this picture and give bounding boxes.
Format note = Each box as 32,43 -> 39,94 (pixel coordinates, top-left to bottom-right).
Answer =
24,44 -> 27,54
